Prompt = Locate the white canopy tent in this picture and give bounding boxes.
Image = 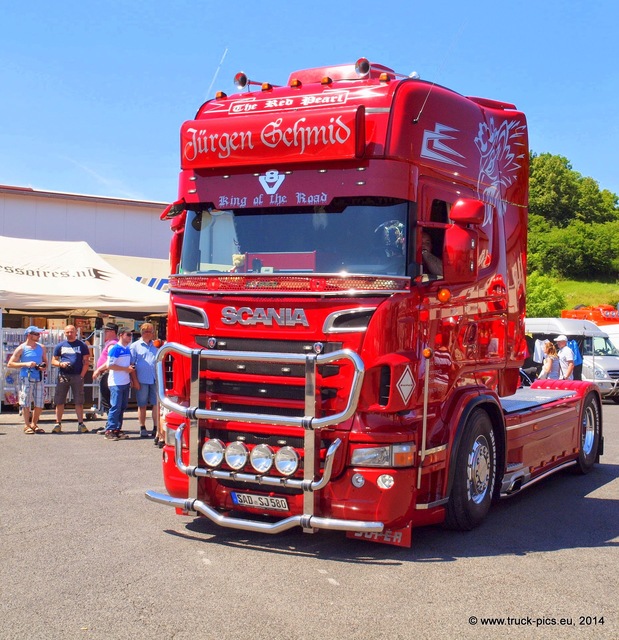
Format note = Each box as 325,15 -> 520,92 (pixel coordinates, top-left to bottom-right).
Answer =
0,235 -> 170,413
0,235 -> 169,313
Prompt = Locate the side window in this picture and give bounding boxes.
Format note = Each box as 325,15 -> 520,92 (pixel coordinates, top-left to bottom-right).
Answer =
419,199 -> 449,278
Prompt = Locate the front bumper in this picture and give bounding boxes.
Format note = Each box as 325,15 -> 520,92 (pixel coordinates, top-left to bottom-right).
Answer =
146,423 -> 384,536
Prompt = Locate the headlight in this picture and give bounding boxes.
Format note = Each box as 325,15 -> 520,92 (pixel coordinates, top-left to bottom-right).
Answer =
202,439 -> 225,467
225,441 -> 249,470
594,368 -> 609,380
351,446 -> 391,466
274,446 -> 299,476
350,443 -> 415,467
250,444 -> 274,473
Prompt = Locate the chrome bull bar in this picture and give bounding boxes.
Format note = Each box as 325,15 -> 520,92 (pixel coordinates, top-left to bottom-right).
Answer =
146,342 -> 384,536
154,342 -> 365,429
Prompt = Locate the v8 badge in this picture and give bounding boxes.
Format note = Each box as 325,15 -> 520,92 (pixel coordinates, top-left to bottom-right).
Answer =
259,170 -> 285,195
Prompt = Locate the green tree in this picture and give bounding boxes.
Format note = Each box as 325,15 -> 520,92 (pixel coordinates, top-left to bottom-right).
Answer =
529,153 -> 580,227
528,152 -> 619,279
577,177 -> 619,224
526,272 -> 566,317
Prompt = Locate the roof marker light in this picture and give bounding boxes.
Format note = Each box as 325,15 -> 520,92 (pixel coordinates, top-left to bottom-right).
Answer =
290,78 -> 302,88
261,82 -> 273,91
321,76 -> 333,85
215,91 -> 228,99
379,72 -> 390,82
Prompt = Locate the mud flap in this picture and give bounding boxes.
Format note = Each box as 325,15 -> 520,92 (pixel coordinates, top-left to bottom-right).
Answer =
347,523 -> 412,547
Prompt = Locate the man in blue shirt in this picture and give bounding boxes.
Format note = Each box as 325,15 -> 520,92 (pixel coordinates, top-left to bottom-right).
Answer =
7,326 -> 48,434
130,323 -> 160,440
51,325 -> 91,433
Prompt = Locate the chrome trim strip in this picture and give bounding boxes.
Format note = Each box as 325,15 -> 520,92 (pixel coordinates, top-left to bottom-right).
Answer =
415,498 -> 449,510
506,407 -> 576,431
169,287 -> 405,297
424,444 -> 447,456
175,303 -> 209,329
417,349 -> 431,489
322,307 -> 376,334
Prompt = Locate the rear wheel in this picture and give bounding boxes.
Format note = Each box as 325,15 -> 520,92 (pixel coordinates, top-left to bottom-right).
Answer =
575,393 -> 601,474
445,409 -> 496,530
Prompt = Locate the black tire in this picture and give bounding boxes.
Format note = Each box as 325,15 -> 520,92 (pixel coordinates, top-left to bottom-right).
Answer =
575,393 -> 601,474
445,409 -> 496,531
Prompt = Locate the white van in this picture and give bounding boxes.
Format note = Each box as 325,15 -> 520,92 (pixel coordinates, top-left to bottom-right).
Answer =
524,317 -> 619,402
602,323 -> 619,351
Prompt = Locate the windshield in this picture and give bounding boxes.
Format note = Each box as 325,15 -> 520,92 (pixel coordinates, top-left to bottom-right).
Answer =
179,199 -> 411,277
582,336 -> 619,356
592,336 -> 619,356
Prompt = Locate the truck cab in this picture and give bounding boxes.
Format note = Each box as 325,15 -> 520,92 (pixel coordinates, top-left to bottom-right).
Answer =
146,60 -> 602,547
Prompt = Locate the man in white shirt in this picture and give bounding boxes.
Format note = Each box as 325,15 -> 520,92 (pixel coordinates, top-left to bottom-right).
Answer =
555,334 -> 574,380
103,328 -> 135,440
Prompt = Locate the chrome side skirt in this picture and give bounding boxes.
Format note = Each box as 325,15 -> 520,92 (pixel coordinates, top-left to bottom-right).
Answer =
500,459 -> 577,497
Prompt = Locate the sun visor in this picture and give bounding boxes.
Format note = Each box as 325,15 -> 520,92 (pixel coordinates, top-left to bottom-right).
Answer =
180,106 -> 365,170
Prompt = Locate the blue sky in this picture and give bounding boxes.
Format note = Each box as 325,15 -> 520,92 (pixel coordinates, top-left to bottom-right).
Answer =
1,0 -> 617,203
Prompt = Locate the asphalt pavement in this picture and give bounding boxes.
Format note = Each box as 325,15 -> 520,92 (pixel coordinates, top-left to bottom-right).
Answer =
0,402 -> 618,640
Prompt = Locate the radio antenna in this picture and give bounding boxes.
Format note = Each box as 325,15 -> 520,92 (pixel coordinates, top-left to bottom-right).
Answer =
413,20 -> 468,123
206,47 -> 229,98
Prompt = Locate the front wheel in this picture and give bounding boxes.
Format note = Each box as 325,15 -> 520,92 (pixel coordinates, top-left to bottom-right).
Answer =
575,393 -> 601,474
445,409 -> 496,531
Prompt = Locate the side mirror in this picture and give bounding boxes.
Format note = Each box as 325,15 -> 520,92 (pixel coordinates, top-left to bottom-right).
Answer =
442,226 -> 479,284
442,198 -> 484,284
449,198 -> 485,225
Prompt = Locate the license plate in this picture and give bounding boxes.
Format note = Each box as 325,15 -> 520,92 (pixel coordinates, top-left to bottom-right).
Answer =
231,492 -> 289,511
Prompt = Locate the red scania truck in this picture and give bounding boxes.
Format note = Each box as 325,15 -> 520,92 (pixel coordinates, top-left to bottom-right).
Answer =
146,59 -> 603,547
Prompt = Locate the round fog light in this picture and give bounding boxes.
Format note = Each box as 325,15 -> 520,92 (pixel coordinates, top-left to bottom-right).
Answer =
225,441 -> 249,470
201,439 -> 225,467
377,474 -> 395,490
250,444 -> 274,473
351,473 -> 365,488
274,446 -> 299,476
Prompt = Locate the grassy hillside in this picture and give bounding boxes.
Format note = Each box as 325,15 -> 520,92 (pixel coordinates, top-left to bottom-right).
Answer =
553,279 -> 619,309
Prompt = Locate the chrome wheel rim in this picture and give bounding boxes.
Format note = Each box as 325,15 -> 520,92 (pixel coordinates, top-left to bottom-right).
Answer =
467,436 -> 490,504
582,405 -> 596,455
